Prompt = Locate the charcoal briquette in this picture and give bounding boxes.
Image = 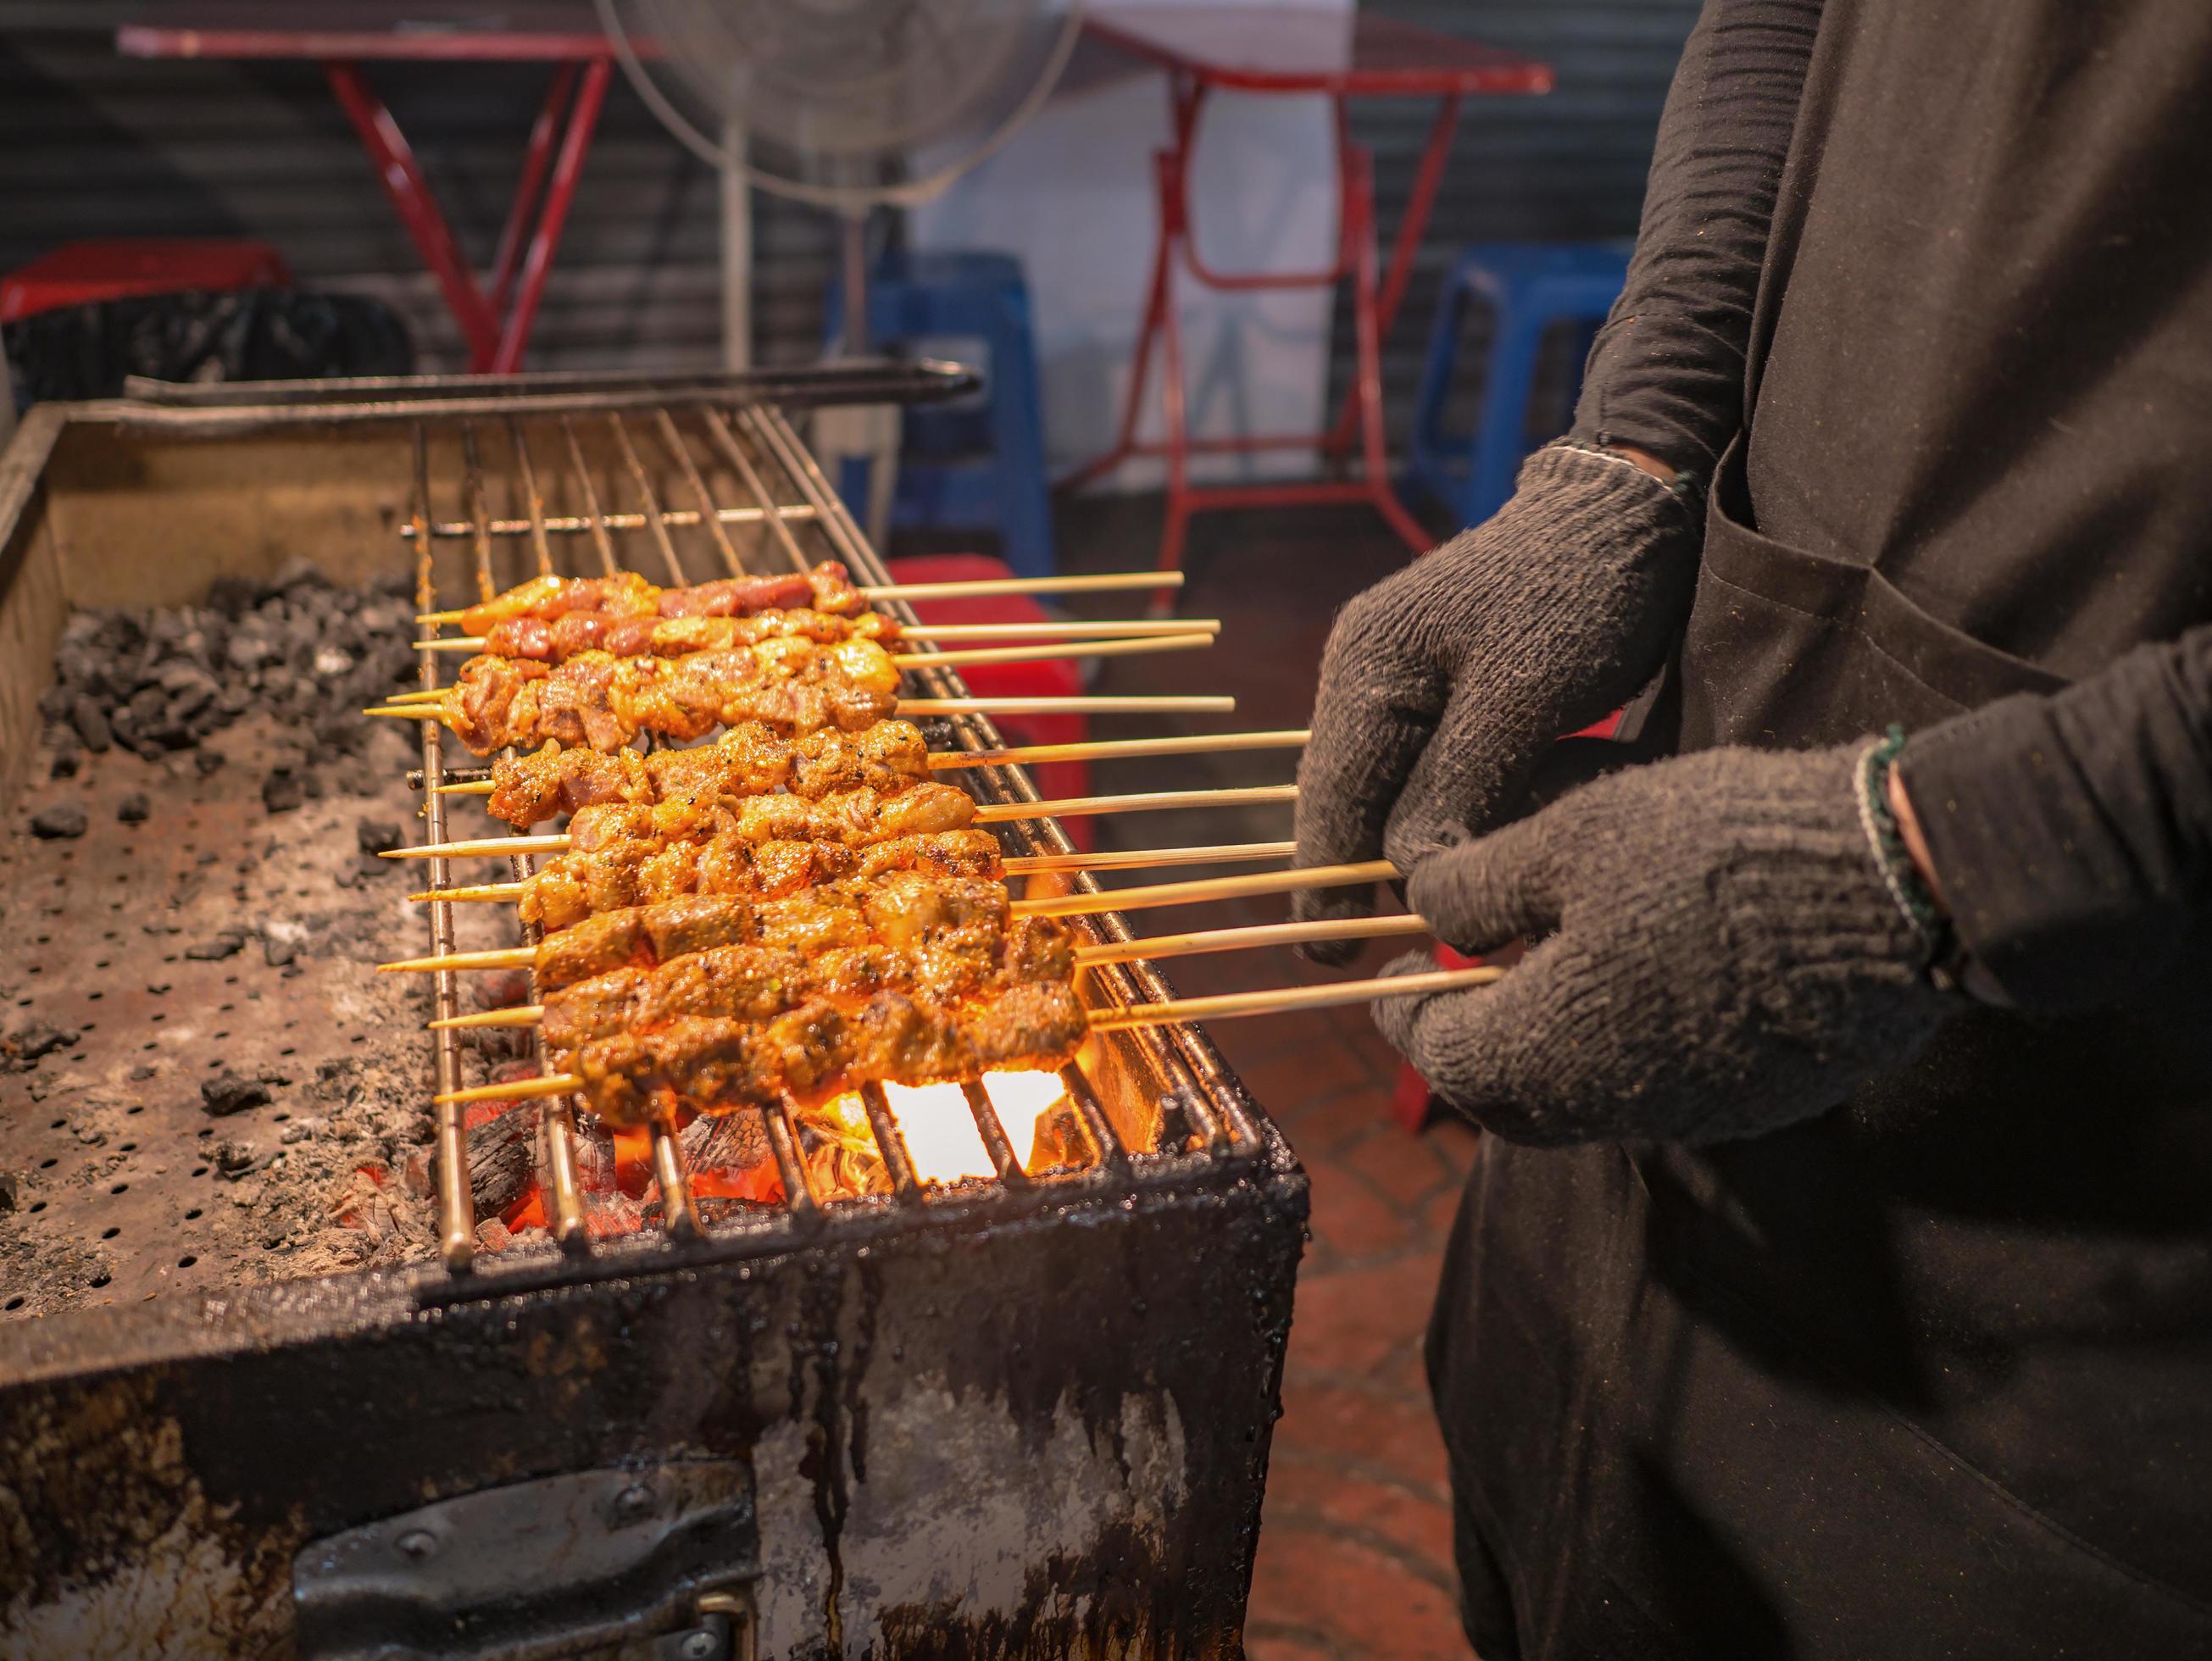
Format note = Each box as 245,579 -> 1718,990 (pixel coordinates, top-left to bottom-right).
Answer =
29,802 -> 87,839
70,697 -> 113,754
260,769 -> 305,814
115,792 -> 151,823
203,1072 -> 275,1117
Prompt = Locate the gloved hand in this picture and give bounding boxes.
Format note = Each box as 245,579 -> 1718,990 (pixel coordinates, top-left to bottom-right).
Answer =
1292,442 -> 1701,960
1374,742 -> 1963,1145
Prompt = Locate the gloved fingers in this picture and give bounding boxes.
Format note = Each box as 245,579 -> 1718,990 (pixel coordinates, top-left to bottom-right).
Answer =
1379,678 -> 1532,869
1403,812 -> 1565,955
1296,586 -> 1455,863
1370,942 -> 1576,1134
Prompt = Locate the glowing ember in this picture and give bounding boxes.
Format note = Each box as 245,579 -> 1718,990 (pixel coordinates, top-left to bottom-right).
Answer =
978,1069 -> 1069,1171
881,1081 -> 994,1186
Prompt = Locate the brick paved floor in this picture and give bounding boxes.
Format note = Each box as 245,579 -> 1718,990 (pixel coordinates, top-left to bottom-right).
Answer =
907,497 -> 1481,1658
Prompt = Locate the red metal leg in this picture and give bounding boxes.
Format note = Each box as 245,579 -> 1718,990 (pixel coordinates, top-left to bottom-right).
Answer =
493,56 -> 611,374
1153,149 -> 1195,586
1346,150 -> 1432,553
490,62 -> 578,314
325,60 -> 498,369
1325,95 -> 1464,459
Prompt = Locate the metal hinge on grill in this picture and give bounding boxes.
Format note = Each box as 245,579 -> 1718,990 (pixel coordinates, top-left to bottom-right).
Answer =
291,1460 -> 759,1660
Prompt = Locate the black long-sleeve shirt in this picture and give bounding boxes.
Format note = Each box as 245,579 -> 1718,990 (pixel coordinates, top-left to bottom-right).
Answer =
1567,0 -> 2212,1014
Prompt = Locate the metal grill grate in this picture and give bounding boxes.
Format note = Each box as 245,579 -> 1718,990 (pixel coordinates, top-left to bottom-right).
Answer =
403,396 -> 1259,1274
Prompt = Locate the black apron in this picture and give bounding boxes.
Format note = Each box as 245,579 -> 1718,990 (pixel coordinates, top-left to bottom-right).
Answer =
1429,5 -> 2212,1657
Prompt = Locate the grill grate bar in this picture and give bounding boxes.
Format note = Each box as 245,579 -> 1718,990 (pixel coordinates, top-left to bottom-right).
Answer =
960,1081 -> 1026,1186
859,1084 -> 924,1201
760,1103 -> 818,1216
555,415 -> 625,576
414,426 -> 477,1272
606,413 -> 690,586
650,408 -> 747,577
699,407 -> 816,579
414,504 -> 819,540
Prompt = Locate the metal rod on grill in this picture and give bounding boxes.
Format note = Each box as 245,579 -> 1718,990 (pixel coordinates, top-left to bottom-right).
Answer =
652,408 -> 748,576
760,1100 -> 818,1215
1057,1064 -> 1127,1173
859,1084 -> 923,1201
415,504 -> 817,540
607,413 -> 690,584
698,406 -> 816,578
557,414 -> 625,575
961,1082 -> 1026,1185
412,425 -> 476,1274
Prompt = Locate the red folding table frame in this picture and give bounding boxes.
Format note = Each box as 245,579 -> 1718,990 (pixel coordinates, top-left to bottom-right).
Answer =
118,3 -> 623,374
1070,8 -> 1553,575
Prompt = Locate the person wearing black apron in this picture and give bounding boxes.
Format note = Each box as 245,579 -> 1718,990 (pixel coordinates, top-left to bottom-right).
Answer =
1292,2 -> 2212,1655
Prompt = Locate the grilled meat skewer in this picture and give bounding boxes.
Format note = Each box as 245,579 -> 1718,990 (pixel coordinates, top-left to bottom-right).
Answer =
486,719 -> 932,828
444,637 -> 901,755
475,606 -> 898,664
576,985 -> 1087,1125
521,828 -> 1004,933
430,561 -> 864,637
526,877 -> 1020,993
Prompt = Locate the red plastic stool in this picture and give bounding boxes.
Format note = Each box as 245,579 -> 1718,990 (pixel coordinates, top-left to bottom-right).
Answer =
1,239 -> 292,325
884,554 -> 1094,852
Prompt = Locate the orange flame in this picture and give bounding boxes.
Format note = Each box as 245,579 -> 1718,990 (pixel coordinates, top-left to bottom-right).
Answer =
880,1070 -> 1071,1185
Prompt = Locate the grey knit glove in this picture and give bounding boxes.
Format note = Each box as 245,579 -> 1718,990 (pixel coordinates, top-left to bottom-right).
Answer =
1375,742 -> 1963,1145
1292,442 -> 1700,960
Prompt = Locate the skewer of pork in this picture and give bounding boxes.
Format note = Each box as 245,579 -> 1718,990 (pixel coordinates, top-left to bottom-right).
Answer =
414,558 -> 1184,634
418,605 -> 1222,663
383,779 -> 1299,864
365,638 -> 1233,755
411,838 -> 1304,931
426,727 -> 1314,819
431,966 -> 1503,1120
384,858 -> 1410,988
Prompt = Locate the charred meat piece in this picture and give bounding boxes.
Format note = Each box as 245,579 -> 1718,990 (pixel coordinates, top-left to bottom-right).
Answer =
444,637 -> 901,755
575,981 -> 1087,1125
449,561 -> 860,637
484,719 -> 933,827
481,606 -> 898,664
517,829 -> 1003,932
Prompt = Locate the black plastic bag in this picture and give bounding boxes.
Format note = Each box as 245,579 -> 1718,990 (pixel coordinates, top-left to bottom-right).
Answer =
3,287 -> 413,403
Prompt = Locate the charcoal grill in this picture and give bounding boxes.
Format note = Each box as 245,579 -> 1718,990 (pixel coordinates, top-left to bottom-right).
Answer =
0,365 -> 1309,1658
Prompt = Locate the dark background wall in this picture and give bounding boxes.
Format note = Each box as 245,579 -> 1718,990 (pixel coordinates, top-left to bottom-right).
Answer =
2,0 -> 1698,422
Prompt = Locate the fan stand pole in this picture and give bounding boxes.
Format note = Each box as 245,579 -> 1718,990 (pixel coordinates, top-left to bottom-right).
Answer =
814,207 -> 902,549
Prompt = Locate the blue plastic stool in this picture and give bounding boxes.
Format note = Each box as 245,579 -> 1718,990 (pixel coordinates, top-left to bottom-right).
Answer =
1406,242 -> 1633,526
825,250 -> 1055,577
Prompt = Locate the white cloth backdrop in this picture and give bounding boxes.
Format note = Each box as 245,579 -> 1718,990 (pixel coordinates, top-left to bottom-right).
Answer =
907,0 -> 1352,489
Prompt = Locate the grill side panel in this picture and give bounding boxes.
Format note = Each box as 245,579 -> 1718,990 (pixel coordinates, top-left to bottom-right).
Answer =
0,1166 -> 1306,1657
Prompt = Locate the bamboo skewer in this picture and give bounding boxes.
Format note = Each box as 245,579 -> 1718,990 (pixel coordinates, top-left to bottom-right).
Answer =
1075,912 -> 1432,966
1012,858 -> 1396,919
383,859 -> 1396,973
429,731 -> 1310,797
405,840 -> 1299,904
422,964 -> 1496,1106
380,783 -> 1296,861
403,632 -> 1219,671
420,913 -> 1436,1018
417,617 -> 1224,651
1084,966 -> 1503,1031
364,692 -> 1239,727
414,569 -> 1187,625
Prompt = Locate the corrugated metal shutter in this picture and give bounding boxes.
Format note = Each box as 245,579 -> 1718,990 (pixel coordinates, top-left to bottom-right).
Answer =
1331,0 -> 1701,444
0,3 -> 835,372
